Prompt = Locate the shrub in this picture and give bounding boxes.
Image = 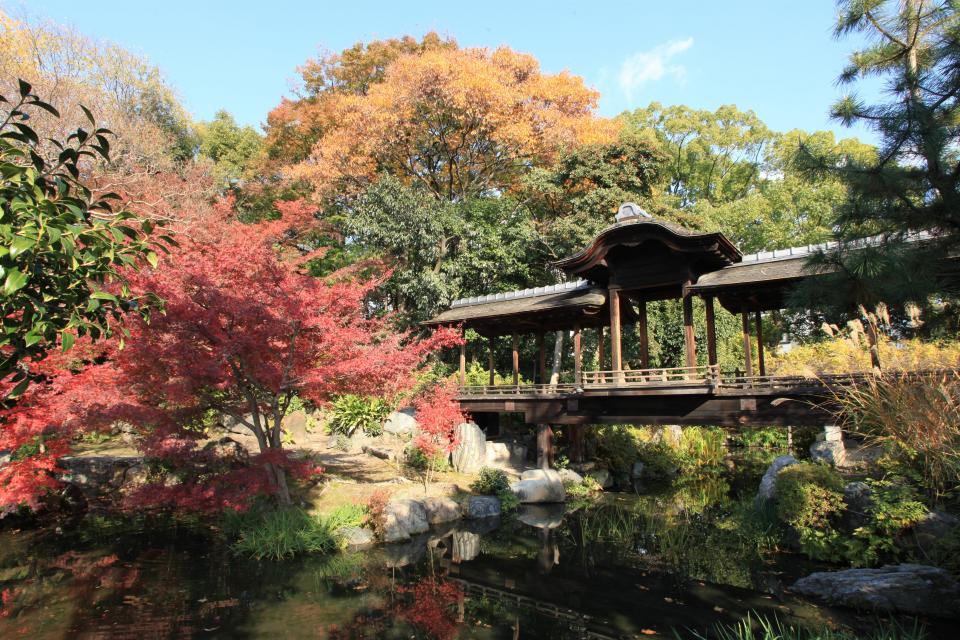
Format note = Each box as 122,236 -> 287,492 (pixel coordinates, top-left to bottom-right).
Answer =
774,463 -> 846,561
470,467 -> 511,495
497,489 -> 520,513
328,394 -> 391,437
844,479 -> 927,567
365,488 -> 392,540
678,426 -> 726,470
729,427 -> 789,449
564,476 -> 602,501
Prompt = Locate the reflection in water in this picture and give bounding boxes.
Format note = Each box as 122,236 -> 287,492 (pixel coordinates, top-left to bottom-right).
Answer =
0,473 -> 949,639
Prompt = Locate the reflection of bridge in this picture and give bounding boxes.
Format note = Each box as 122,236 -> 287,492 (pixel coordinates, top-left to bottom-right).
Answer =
426,204 -> 945,443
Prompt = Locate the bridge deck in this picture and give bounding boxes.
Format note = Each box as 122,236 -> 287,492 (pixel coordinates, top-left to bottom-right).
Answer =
455,366 -> 942,427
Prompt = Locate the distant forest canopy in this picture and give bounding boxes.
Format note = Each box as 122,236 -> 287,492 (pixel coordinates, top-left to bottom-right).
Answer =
3,2 -> 957,344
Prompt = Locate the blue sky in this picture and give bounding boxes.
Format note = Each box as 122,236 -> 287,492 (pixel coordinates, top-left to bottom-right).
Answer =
17,0 -> 878,142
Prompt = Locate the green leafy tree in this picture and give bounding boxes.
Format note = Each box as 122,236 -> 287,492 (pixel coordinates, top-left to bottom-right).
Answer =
0,81 -> 164,395
197,109 -> 263,188
797,0 -> 960,311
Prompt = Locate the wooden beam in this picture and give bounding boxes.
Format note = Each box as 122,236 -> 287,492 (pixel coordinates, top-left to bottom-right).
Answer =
488,337 -> 496,386
683,294 -> 696,369
755,311 -> 766,377
573,324 -> 582,385
459,337 -> 466,385
512,333 -> 520,385
705,295 -> 718,367
569,424 -> 585,463
741,309 -> 754,377
536,331 -> 546,384
638,299 -> 649,369
596,327 -> 605,370
610,289 -> 622,373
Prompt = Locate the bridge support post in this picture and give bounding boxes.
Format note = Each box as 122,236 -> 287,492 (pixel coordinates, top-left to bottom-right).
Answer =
609,289 -> 623,379
488,337 -> 496,386
638,300 -> 650,369
459,336 -> 466,386
537,331 -> 546,384
741,308 -> 754,378
536,424 -> 554,469
512,333 -> 520,386
573,324 -> 582,386
705,295 -> 718,367
596,327 -> 605,371
569,424 -> 584,463
683,293 -> 696,371
755,312 -> 766,377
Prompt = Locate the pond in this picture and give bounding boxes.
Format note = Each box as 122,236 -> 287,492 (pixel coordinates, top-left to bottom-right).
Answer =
0,457 -> 950,639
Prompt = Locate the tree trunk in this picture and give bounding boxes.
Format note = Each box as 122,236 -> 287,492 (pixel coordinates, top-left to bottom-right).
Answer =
549,330 -> 565,385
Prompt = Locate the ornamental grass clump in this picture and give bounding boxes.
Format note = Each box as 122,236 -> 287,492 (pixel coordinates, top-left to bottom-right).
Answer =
831,371 -> 960,498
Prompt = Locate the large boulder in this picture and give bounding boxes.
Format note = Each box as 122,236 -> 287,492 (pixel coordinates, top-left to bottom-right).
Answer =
630,461 -> 645,480
203,437 -> 249,465
587,468 -> 612,489
464,496 -> 501,519
383,499 -> 430,543
558,468 -> 583,485
484,441 -> 527,467
421,496 -> 461,524
810,425 -> 846,466
842,481 -> 873,531
384,409 -> 417,437
281,410 -> 310,444
791,564 -> 960,618
336,526 -> 375,551
512,469 -> 566,503
913,510 -> 960,552
451,422 -> 486,473
756,454 -> 799,505
60,456 -> 143,497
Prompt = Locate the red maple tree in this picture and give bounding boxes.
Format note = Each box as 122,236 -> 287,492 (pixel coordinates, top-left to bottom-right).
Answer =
0,196 -> 462,513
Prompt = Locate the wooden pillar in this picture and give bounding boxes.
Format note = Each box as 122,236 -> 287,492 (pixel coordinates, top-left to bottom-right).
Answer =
573,324 -> 582,384
741,309 -> 754,378
596,327 -> 605,370
488,337 -> 496,386
511,333 -> 520,386
536,424 -> 554,469
536,331 -> 546,384
705,295 -> 718,367
458,337 -> 466,385
609,289 -> 622,373
569,424 -> 585,463
755,311 -> 766,377
638,300 -> 649,369
682,294 -> 696,369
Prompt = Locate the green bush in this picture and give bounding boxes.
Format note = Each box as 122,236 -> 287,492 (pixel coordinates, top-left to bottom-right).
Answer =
497,489 -> 520,513
844,479 -> 927,567
774,463 -> 846,561
564,476 -> 602,501
229,504 -> 367,561
678,426 -> 726,470
328,394 -> 391,437
729,427 -> 789,449
471,467 -> 511,494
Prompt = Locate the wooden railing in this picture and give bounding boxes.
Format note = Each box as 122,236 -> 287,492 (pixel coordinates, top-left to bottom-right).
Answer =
581,364 -> 719,386
458,383 -> 578,398
456,368 -> 956,399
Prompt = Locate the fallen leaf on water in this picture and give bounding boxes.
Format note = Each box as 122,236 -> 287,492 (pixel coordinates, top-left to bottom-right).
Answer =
713,606 -> 725,613
663,597 -> 674,603
640,629 -> 657,636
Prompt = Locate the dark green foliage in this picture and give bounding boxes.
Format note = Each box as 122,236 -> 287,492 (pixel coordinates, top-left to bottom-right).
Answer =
470,467 -> 510,495
794,1 -> 960,313
775,463 -> 847,561
328,394 -> 390,437
0,80 -> 166,395
197,109 -> 263,188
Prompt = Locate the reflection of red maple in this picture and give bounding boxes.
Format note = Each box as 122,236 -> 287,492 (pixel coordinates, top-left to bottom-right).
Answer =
396,576 -> 464,640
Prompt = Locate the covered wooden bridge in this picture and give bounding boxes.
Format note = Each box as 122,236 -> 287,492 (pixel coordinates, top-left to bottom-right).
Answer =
424,203 -> 927,444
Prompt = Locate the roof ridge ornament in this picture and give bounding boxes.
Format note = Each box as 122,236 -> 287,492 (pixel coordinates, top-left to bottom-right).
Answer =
615,202 -> 651,222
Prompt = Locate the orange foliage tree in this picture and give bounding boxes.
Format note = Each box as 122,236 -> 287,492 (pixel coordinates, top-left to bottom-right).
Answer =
284,44 -> 619,201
